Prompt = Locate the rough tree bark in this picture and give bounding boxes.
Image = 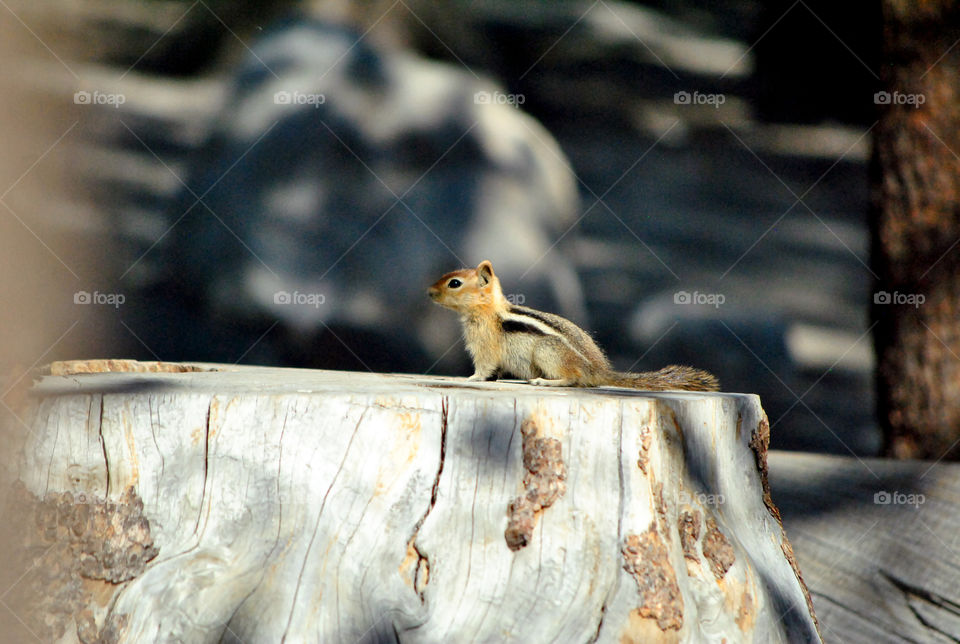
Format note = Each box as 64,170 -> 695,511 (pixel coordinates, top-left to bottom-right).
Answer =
872,1 -> 960,459
4,360 -> 821,643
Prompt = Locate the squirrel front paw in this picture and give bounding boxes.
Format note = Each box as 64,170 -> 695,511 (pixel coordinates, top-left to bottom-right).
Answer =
468,369 -> 499,382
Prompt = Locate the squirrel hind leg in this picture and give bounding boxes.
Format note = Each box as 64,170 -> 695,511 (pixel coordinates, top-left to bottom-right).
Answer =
529,336 -> 591,387
529,377 -> 576,387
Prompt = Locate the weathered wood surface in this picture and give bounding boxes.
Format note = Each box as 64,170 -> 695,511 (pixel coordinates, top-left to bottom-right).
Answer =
8,361 -> 820,643
770,451 -> 960,644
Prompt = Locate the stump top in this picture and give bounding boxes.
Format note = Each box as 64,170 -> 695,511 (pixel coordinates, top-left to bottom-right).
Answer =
35,359 -> 745,402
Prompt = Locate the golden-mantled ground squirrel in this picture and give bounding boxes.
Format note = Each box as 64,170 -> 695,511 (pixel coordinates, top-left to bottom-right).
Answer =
428,260 -> 719,391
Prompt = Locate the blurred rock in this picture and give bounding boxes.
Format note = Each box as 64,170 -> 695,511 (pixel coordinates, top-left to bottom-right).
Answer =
72,1 -> 878,454
140,15 -> 584,373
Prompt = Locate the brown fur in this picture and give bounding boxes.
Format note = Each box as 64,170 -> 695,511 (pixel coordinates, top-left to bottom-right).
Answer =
428,261 -> 719,392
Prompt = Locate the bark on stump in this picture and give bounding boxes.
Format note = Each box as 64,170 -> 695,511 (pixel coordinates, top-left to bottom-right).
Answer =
6,360 -> 820,643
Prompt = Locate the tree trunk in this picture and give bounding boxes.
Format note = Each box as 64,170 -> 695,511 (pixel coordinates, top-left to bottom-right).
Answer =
4,360 -> 820,643
872,1 -> 960,459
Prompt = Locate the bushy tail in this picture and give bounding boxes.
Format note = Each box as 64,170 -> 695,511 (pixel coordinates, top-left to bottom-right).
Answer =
608,365 -> 719,392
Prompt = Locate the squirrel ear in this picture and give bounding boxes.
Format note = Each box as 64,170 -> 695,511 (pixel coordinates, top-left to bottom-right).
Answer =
477,260 -> 494,286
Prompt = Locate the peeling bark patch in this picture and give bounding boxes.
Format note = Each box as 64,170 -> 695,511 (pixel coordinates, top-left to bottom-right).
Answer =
504,419 -> 566,551
636,426 -> 652,474
4,483 -> 157,643
702,517 -> 735,580
751,414 -> 819,634
781,537 -> 818,635
678,510 -> 701,562
749,415 -> 779,524
76,487 -> 159,583
654,482 -> 668,537
504,497 -> 537,550
622,527 -> 684,631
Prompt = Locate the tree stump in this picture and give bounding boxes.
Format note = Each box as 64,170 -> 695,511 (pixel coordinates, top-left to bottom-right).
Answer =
6,360 -> 820,643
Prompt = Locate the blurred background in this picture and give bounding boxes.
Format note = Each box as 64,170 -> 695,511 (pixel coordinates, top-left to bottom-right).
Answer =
0,0 -> 882,455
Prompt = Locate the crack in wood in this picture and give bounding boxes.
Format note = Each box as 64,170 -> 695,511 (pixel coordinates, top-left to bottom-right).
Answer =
18,367 -> 821,641
880,569 -> 960,640
148,398 -> 164,483
403,397 -> 448,601
98,394 -> 110,499
193,398 -> 212,536
282,409 -> 368,644
590,405 -> 628,644
590,599 -> 609,644
881,569 -> 960,616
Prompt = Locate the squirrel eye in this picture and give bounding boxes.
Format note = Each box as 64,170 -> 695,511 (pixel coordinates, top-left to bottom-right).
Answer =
447,279 -> 462,289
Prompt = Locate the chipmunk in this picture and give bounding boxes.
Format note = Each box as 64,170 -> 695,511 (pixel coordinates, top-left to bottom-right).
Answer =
428,260 -> 719,391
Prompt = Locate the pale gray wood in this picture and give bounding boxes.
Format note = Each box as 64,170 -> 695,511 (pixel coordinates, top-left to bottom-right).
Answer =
15,363 -> 820,643
770,451 -> 960,644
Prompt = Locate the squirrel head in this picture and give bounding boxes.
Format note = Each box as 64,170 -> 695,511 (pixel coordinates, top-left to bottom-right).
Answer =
428,260 -> 504,315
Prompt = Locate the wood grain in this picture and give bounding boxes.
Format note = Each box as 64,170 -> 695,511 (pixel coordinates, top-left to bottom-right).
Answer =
771,450 -> 960,643
11,362 -> 820,642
